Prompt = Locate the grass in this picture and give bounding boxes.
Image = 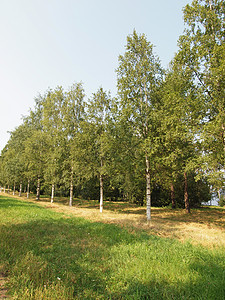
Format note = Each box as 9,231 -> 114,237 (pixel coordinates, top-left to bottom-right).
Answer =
0,194 -> 224,299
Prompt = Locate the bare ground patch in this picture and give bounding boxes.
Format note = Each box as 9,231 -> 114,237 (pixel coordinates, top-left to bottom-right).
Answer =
0,271 -> 8,299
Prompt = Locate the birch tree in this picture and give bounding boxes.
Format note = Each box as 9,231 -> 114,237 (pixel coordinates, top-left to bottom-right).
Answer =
72,88 -> 112,212
23,97 -> 47,200
88,88 -> 111,212
42,87 -> 67,203
116,30 -> 163,221
1,122 -> 31,196
178,0 -> 225,189
63,82 -> 86,207
160,58 -> 201,213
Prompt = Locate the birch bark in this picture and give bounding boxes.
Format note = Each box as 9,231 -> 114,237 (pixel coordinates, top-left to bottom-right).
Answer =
69,167 -> 73,207
27,180 -> 30,199
13,182 -> 15,196
51,184 -> 54,203
19,183 -> 22,197
100,174 -> 104,213
36,176 -> 40,200
146,155 -> 151,222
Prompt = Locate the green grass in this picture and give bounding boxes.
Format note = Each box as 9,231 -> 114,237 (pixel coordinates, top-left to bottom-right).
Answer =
0,195 -> 224,299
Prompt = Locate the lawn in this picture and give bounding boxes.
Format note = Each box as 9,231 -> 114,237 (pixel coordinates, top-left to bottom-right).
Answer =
0,194 -> 224,299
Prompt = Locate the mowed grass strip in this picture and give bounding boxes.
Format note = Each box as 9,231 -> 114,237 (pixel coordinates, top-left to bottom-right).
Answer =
0,195 -> 224,299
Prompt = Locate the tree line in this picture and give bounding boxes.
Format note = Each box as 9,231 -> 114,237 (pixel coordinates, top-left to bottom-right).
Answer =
0,0 -> 224,220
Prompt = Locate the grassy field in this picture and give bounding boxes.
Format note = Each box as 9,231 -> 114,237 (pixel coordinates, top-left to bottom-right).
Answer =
0,194 -> 224,299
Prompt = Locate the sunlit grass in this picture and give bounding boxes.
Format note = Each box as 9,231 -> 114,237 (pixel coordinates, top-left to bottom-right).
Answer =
0,195 -> 224,299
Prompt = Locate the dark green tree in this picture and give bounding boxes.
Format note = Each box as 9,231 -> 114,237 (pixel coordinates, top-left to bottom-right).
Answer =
178,0 -> 225,193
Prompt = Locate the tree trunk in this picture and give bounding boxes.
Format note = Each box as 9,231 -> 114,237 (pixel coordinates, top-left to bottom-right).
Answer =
51,184 -> 54,203
184,172 -> 190,213
146,155 -> 151,222
171,182 -> 176,209
27,180 -> 30,199
19,183 -> 22,197
222,124 -> 225,152
218,189 -> 221,204
4,186 -> 6,193
100,173 -> 103,213
7,185 -> 10,193
13,182 -> 16,196
99,158 -> 104,213
36,176 -> 40,200
69,167 -> 73,207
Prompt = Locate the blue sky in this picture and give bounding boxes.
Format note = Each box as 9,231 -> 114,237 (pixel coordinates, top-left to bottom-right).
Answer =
0,0 -> 191,153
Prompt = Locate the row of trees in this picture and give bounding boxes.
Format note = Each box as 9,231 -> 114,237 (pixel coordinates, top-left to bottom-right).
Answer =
0,0 -> 224,219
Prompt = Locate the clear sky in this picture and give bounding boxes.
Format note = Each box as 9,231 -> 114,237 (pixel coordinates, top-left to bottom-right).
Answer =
0,0 -> 191,153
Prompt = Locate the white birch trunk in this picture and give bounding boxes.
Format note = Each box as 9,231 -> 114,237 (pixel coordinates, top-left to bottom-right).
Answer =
99,157 -> 104,213
69,183 -> 73,207
27,180 -> 30,199
100,173 -> 103,213
7,185 -> 10,193
36,176 -> 40,200
51,184 -> 54,203
69,167 -> 73,207
146,155 -> 151,222
19,183 -> 22,197
4,186 -> 6,193
13,182 -> 16,195
218,189 -> 221,204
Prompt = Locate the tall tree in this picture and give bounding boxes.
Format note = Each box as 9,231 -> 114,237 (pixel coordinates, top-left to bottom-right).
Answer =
63,83 -> 86,207
116,30 -> 163,221
42,87 -> 66,203
178,0 -> 225,190
72,88 -> 112,212
159,57 -> 202,212
23,96 -> 47,200
88,88 -> 112,213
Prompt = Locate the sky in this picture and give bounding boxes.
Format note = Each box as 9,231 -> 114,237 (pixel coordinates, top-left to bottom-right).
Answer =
0,0 -> 192,153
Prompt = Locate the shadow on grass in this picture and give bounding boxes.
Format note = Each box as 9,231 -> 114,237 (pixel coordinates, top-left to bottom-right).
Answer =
5,193 -> 224,229
0,197 -> 224,299
0,196 -> 45,210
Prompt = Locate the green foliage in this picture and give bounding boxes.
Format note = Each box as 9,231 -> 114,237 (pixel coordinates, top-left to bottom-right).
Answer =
218,195 -> 225,207
178,0 -> 225,188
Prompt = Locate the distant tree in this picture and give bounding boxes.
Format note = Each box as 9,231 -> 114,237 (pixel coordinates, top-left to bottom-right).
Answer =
23,97 -> 47,200
24,130 -> 49,200
0,122 -> 32,196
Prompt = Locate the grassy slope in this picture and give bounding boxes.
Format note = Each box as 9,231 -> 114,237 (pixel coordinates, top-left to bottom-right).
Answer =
0,194 -> 224,299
